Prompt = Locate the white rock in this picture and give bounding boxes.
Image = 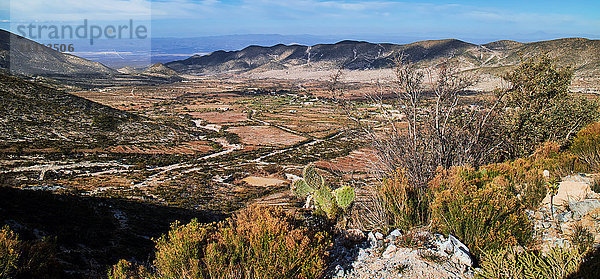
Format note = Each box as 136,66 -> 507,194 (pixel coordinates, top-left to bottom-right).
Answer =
439,239 -> 454,255
357,248 -> 369,261
375,232 -> 384,240
368,232 -> 377,247
448,235 -> 469,252
382,244 -> 398,259
448,235 -> 473,267
334,265 -> 345,277
388,229 -> 402,240
569,199 -> 600,219
452,248 -> 473,267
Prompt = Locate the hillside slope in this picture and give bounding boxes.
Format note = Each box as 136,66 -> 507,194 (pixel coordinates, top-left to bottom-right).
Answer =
0,74 -> 195,147
0,29 -> 117,77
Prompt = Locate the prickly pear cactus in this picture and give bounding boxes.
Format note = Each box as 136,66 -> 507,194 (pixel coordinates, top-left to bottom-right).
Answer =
333,186 -> 355,209
314,185 -> 338,218
290,163 -> 356,219
303,164 -> 324,189
292,179 -> 315,198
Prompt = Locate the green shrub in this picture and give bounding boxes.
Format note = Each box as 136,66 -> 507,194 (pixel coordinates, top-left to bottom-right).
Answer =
204,206 -> 328,279
107,259 -> 149,279
376,169 -> 429,231
430,167 -> 533,259
570,224 -> 594,254
110,205 -> 329,279
153,219 -> 212,279
477,246 -> 584,279
530,141 -> 579,178
500,54 -> 598,159
571,122 -> 600,172
0,226 -> 59,279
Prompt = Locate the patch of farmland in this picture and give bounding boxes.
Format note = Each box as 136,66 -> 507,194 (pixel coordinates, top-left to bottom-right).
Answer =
191,111 -> 249,123
227,125 -> 307,146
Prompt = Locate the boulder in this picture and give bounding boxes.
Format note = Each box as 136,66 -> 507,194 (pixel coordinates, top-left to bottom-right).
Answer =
569,199 -> 600,219
439,235 -> 473,267
388,229 -> 402,241
556,211 -> 573,222
452,246 -> 473,267
382,244 -> 398,259
542,175 -> 594,206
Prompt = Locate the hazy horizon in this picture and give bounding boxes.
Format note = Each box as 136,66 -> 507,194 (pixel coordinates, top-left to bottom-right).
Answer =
2,1 -> 599,41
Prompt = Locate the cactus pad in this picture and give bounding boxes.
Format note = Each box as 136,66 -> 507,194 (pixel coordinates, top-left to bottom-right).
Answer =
333,186 -> 355,208
303,164 -> 324,189
314,185 -> 338,218
292,179 -> 315,198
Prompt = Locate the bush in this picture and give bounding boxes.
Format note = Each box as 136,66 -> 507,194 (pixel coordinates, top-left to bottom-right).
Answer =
108,259 -> 149,279
110,205 -> 329,279
570,224 -> 594,254
430,167 -> 533,259
376,169 -> 429,231
153,219 -> 212,279
500,54 -> 598,159
0,226 -> 19,278
571,122 -> 600,172
477,246 -> 583,279
530,141 -> 579,178
370,142 -> 566,234
204,206 -> 328,279
0,226 -> 60,279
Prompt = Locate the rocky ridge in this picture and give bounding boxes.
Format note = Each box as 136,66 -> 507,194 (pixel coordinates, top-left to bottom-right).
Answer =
327,229 -> 476,279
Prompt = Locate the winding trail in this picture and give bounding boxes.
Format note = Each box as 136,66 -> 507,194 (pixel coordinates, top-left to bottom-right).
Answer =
131,138 -> 242,189
0,161 -> 133,180
128,111 -> 340,193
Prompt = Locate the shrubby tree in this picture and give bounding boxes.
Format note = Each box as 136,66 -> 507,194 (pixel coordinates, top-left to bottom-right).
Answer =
499,54 -> 598,159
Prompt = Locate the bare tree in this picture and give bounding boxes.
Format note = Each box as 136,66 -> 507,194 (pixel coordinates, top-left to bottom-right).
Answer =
331,54 -> 508,228
348,54 -> 504,187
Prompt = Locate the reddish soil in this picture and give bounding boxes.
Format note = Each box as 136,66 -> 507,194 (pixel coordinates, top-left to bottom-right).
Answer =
315,148 -> 377,173
227,126 -> 306,146
190,111 -> 249,123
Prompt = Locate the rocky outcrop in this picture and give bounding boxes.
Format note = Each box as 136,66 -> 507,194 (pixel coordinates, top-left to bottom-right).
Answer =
328,229 -> 476,278
327,174 -> 600,278
530,174 -> 600,251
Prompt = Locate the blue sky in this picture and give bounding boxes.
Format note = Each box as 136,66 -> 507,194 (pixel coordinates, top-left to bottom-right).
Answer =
1,0 -> 599,42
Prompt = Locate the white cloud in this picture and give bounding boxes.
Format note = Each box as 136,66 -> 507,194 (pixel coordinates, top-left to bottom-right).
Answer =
10,0 -> 152,21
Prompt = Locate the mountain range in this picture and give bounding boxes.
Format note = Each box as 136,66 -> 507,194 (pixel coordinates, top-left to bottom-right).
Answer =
1,28 -> 599,83
166,38 -> 600,77
0,29 -> 116,77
